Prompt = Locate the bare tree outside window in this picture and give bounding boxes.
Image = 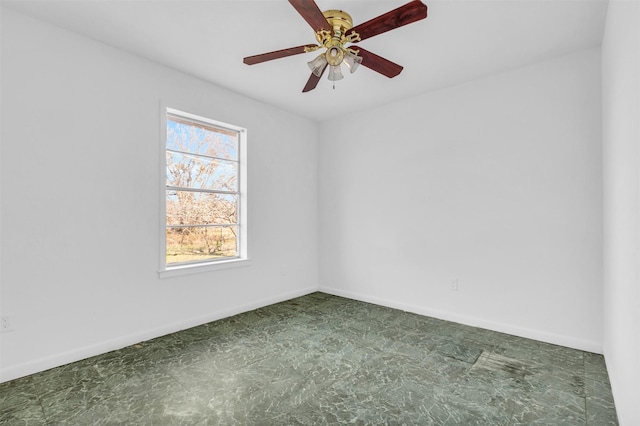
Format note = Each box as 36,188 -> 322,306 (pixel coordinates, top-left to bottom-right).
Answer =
165,112 -> 241,265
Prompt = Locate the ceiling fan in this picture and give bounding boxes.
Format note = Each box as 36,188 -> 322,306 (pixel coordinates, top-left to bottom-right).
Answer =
243,0 -> 428,92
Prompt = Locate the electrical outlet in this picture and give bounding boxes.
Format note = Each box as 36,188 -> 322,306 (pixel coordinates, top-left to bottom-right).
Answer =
1,316 -> 13,332
449,278 -> 459,291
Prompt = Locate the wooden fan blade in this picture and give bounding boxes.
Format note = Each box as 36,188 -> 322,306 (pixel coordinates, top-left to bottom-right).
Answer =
356,47 -> 403,78
289,0 -> 332,33
347,0 -> 427,43
302,64 -> 328,92
244,44 -> 318,65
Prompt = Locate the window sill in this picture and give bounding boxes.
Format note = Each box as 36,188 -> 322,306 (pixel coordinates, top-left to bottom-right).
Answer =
159,258 -> 251,278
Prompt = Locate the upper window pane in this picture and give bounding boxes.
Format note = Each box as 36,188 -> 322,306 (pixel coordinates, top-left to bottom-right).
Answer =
166,151 -> 238,192
166,116 -> 238,161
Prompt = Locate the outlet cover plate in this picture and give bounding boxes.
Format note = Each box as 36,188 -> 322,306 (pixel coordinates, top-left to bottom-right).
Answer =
1,316 -> 13,332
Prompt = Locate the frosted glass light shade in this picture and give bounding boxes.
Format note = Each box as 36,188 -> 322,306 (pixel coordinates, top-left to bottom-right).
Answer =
344,52 -> 362,73
328,65 -> 344,81
307,54 -> 328,77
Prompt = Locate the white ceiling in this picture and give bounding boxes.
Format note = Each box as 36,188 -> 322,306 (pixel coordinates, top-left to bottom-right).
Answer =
2,0 -> 608,121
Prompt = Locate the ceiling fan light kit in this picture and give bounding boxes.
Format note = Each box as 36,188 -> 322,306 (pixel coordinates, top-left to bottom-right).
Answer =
243,0 -> 428,92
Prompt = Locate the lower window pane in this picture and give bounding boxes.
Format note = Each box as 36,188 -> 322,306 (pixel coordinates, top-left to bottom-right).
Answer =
166,226 -> 237,264
166,190 -> 237,226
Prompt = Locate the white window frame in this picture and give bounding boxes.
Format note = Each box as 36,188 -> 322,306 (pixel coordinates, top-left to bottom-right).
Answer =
159,106 -> 249,278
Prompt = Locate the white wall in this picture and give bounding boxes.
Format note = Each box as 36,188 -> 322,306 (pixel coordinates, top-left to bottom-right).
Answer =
0,9 -> 318,382
319,49 -> 603,352
602,1 -> 640,424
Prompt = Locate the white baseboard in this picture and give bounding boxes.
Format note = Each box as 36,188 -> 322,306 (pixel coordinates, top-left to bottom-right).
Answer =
319,285 -> 603,354
3,284 -> 602,383
0,286 -> 317,383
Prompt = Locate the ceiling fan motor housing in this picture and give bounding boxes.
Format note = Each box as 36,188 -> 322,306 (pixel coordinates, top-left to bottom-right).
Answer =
317,10 -> 359,45
323,10 -> 353,34
315,10 -> 360,66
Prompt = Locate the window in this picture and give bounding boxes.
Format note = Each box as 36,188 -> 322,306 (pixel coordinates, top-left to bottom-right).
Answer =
161,108 -> 247,274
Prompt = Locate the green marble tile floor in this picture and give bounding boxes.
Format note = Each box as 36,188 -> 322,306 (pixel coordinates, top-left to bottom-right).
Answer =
0,292 -> 618,425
